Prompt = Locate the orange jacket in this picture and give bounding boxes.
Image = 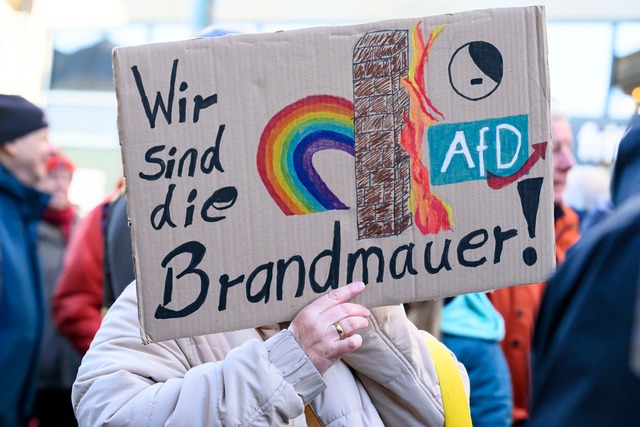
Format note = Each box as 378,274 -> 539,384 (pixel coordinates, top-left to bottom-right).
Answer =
489,204 -> 580,425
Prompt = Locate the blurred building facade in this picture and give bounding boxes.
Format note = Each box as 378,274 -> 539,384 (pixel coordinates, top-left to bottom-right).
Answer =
1,0 -> 639,214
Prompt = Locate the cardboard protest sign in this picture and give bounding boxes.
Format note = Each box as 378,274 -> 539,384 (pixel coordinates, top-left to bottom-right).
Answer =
113,5 -> 553,343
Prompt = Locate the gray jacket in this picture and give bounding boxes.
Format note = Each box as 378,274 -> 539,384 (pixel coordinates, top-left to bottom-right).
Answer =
37,220 -> 82,390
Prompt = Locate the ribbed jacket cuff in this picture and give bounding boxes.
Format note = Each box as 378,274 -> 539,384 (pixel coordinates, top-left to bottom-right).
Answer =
265,330 -> 326,404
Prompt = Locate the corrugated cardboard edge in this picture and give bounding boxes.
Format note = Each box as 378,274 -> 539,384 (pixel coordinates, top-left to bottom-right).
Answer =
112,47 -> 154,345
537,5 -> 557,276
530,5 -> 556,277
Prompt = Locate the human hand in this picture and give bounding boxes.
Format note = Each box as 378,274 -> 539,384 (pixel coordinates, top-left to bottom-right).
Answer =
288,281 -> 370,375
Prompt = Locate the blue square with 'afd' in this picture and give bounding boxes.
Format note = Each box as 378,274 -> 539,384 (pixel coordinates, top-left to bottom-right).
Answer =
427,115 -> 529,186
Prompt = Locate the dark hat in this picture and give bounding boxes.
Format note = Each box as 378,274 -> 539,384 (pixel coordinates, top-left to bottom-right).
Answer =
0,94 -> 48,146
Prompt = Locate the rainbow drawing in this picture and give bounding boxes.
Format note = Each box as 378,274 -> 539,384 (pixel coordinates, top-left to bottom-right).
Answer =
257,94 -> 355,215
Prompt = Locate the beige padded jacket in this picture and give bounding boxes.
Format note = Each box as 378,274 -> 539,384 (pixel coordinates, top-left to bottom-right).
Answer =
73,284 -> 469,426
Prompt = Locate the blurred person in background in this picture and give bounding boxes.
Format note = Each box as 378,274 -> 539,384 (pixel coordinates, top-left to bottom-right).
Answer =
441,293 -> 512,427
51,187 -> 118,356
32,152 -> 80,427
0,95 -> 52,427
102,185 -> 135,309
530,110 -> 640,426
488,107 -> 581,426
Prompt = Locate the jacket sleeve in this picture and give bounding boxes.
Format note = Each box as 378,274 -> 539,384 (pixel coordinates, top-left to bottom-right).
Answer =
72,285 -> 326,427
51,201 -> 106,355
341,304 -> 470,427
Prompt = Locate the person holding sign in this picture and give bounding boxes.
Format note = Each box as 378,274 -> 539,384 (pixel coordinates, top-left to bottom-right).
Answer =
33,151 -> 81,427
72,281 -> 468,426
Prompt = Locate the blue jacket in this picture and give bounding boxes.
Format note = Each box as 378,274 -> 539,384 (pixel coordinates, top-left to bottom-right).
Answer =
441,294 -> 512,427
0,164 -> 49,427
531,112 -> 640,426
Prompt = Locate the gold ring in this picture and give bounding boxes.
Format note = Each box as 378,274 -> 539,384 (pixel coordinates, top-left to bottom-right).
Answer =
335,322 -> 345,339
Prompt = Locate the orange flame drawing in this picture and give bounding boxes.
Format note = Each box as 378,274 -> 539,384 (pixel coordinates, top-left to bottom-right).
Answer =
399,21 -> 453,235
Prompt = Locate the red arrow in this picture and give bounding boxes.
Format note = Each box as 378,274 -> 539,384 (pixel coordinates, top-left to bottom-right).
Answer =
486,141 -> 548,190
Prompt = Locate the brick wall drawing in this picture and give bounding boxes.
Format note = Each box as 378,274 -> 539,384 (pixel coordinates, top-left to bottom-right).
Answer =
353,30 -> 412,239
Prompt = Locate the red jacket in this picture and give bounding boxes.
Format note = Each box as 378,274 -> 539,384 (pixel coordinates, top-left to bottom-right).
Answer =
52,200 -> 106,355
489,204 -> 580,425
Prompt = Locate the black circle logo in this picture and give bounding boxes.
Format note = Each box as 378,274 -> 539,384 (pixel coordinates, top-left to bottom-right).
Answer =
448,41 -> 503,101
